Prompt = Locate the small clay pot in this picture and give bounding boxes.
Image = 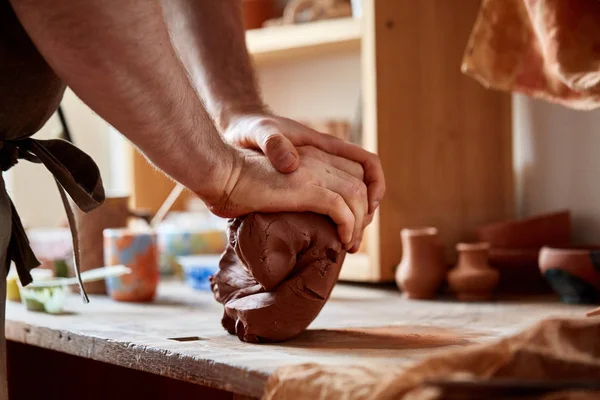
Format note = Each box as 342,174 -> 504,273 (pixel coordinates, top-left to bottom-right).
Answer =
395,227 -> 445,300
539,246 -> 600,304
476,210 -> 571,249
448,243 -> 499,301
242,0 -> 276,30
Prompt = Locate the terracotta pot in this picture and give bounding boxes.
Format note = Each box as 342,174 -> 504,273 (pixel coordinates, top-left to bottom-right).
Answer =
448,243 -> 499,301
72,196 -> 150,294
488,248 -> 551,293
395,227 -> 445,299
476,210 -> 571,249
242,0 -> 276,30
539,246 -> 600,304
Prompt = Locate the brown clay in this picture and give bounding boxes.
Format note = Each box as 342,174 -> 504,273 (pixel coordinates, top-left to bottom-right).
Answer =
448,243 -> 499,301
476,210 -> 571,249
395,228 -> 445,300
72,196 -> 138,294
210,212 -> 345,343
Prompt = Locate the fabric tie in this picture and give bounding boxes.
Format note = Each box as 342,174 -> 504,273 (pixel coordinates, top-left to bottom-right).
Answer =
1,137 -> 105,302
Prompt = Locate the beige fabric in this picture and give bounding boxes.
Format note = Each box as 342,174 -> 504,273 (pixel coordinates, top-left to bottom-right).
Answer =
462,0 -> 600,109
264,318 -> 600,399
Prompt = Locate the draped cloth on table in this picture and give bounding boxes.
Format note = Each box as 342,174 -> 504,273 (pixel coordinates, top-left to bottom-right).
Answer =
1,1 -> 105,398
264,318 -> 600,400
462,0 -> 600,109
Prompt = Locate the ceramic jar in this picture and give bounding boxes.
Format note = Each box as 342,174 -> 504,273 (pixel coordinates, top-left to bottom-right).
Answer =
395,227 -> 445,299
103,228 -> 159,302
448,243 -> 499,301
539,246 -> 600,304
72,196 -> 150,294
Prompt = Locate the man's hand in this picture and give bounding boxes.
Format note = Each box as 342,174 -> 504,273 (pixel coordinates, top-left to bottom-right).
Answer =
206,145 -> 368,253
223,114 -> 386,217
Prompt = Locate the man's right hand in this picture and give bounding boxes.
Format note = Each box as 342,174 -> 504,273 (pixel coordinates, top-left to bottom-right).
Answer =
205,145 -> 369,252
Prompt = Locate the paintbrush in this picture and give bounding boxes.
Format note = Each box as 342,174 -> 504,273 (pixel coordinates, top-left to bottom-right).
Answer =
27,265 -> 131,288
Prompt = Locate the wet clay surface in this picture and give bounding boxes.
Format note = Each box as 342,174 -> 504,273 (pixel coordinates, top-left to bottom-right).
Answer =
211,212 -> 346,343
285,325 -> 483,350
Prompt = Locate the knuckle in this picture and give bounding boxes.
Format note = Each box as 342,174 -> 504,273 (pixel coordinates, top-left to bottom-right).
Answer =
347,180 -> 367,198
327,192 -> 344,208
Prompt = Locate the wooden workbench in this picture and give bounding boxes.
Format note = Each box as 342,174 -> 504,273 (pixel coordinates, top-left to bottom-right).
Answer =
5,281 -> 590,399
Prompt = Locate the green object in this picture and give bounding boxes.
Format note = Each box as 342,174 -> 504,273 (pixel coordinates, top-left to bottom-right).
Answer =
20,285 -> 67,314
53,260 -> 69,278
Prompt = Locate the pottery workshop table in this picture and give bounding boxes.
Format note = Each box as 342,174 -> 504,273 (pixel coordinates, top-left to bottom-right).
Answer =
5,280 -> 590,399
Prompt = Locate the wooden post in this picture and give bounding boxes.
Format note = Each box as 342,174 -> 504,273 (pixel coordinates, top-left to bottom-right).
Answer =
354,0 -> 514,281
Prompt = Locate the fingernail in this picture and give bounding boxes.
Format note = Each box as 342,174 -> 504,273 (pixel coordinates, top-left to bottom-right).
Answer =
371,200 -> 380,212
277,151 -> 296,169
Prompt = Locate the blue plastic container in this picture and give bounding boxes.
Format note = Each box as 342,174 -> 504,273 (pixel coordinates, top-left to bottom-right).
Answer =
177,255 -> 221,291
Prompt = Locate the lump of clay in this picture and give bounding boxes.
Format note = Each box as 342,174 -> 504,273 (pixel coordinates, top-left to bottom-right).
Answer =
210,212 -> 346,343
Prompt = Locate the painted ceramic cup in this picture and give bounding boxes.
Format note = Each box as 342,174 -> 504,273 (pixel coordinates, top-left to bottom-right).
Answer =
103,229 -> 159,302
539,246 -> 600,304
73,195 -> 151,294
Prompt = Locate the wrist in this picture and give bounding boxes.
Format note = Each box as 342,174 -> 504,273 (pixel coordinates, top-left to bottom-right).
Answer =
190,143 -> 242,216
217,103 -> 271,132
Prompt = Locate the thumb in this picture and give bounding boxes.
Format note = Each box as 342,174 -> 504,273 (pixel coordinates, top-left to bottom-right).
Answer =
261,132 -> 300,173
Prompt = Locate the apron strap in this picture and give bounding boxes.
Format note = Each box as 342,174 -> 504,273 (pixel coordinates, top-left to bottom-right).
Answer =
1,137 -> 105,301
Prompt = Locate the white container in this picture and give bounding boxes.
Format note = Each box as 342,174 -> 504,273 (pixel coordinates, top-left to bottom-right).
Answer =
177,255 -> 221,291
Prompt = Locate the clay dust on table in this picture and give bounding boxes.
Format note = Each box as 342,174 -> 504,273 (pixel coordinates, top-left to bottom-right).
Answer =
284,325 -> 485,350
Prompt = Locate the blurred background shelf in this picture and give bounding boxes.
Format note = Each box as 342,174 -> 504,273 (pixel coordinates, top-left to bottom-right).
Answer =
246,17 -> 361,64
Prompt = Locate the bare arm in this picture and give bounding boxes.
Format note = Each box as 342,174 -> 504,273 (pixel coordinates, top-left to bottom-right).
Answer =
10,0 -> 232,204
162,0 -> 385,251
10,0 -> 367,246
161,0 -> 265,131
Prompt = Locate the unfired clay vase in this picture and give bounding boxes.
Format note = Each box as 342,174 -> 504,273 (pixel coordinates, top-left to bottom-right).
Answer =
539,246 -> 600,304
395,227 -> 445,299
72,196 -> 149,294
448,243 -> 499,301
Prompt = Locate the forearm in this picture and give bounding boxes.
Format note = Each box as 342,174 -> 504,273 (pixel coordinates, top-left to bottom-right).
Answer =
10,0 -> 233,201
162,0 -> 266,131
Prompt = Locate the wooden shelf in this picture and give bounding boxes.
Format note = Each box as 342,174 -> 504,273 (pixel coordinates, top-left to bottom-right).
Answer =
246,17 -> 361,64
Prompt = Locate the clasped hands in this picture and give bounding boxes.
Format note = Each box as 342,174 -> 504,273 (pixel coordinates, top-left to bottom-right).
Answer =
205,114 -> 385,254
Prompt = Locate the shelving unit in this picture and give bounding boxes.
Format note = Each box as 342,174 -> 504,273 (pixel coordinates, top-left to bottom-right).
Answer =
246,17 -> 361,65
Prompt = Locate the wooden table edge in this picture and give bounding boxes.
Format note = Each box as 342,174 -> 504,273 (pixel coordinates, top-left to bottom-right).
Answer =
5,320 -> 268,398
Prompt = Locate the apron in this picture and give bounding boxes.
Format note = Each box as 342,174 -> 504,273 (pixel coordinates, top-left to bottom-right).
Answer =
0,1 -> 105,397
